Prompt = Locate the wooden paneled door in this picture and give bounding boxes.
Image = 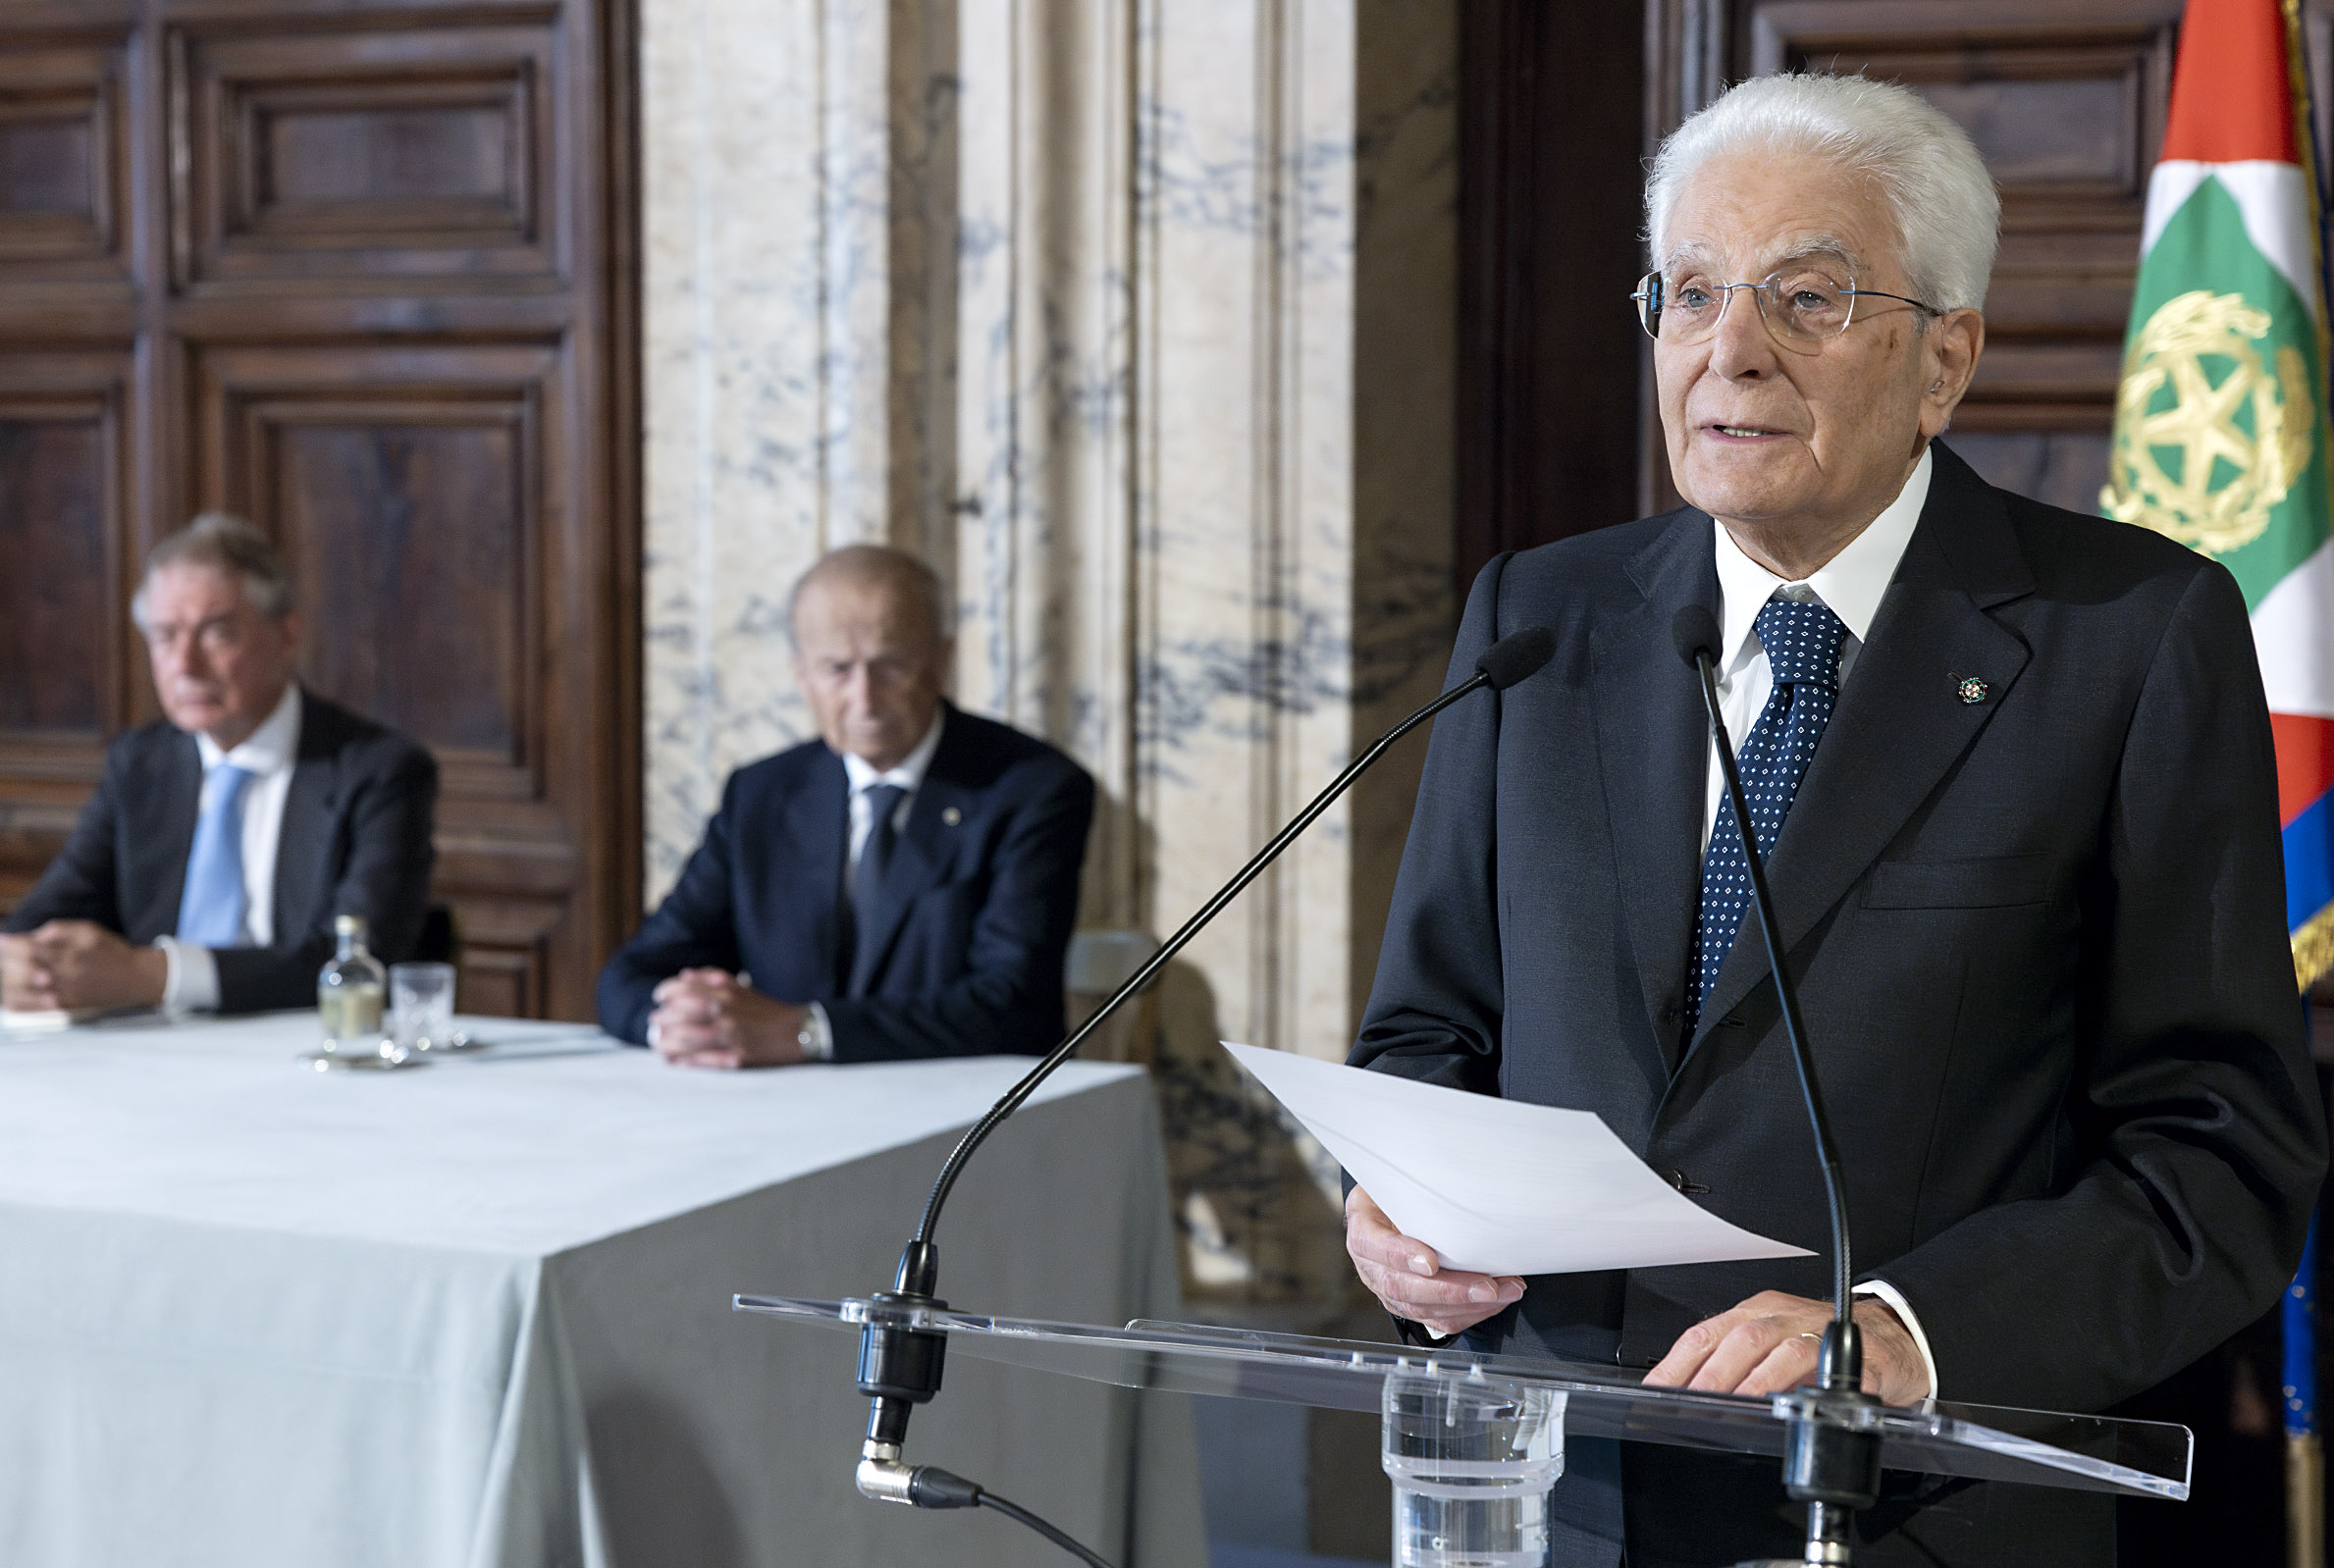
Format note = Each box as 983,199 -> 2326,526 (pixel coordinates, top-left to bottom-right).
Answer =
0,0 -> 640,1021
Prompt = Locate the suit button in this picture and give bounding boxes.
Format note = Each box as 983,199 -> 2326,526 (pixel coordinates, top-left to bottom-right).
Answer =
1667,1169 -> 1710,1195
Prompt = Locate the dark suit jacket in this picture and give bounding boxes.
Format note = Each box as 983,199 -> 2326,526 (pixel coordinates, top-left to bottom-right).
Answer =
1353,443 -> 2328,1566
597,704 -> 1095,1062
5,690 -> 440,1015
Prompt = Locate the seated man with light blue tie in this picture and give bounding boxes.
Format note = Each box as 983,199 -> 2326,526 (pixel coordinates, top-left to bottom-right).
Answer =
596,545 -> 1095,1066
0,514 -> 439,1016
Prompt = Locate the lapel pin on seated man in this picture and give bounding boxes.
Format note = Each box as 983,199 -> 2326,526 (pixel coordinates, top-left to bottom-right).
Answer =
0,514 -> 439,1018
1341,72 -> 2325,1566
597,545 -> 1095,1068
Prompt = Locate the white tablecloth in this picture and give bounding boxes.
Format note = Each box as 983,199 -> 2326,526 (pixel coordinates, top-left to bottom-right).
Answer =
0,1014 -> 1204,1568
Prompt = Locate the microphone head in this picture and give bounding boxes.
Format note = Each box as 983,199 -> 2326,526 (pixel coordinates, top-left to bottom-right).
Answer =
1476,626 -> 1556,691
1671,606 -> 1722,670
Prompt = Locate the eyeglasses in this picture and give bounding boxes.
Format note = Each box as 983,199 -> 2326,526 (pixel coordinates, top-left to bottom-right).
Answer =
1631,267 -> 1942,352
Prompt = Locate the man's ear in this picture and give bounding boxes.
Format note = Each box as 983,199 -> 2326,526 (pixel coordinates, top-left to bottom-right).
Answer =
1919,308 -> 1986,439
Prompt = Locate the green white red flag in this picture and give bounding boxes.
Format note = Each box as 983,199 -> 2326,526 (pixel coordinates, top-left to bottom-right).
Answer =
2102,0 -> 2334,985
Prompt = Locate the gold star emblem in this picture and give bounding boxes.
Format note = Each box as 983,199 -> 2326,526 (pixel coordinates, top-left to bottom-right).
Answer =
2101,289 -> 2313,554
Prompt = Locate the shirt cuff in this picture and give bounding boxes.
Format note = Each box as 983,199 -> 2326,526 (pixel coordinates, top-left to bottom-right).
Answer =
1854,1279 -> 1938,1401
154,937 -> 221,1015
799,1002 -> 836,1062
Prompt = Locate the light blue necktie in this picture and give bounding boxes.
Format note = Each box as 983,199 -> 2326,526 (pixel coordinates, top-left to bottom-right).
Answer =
1688,595 -> 1846,1028
177,762 -> 255,947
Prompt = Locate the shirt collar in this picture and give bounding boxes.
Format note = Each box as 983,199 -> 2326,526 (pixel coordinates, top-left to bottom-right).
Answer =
194,681 -> 302,776
1712,444 -> 1933,673
840,706 -> 946,797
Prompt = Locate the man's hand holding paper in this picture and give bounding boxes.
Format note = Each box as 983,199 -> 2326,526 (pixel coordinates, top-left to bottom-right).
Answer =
1343,1184 -> 1522,1338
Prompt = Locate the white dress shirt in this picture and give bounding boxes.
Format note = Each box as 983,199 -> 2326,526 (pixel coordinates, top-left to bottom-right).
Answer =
790,709 -> 947,1063
1699,445 -> 1942,1398
155,681 -> 303,1014
839,708 -> 946,872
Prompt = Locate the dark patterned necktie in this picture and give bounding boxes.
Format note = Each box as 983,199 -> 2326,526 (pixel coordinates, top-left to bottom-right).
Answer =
847,783 -> 908,991
1688,594 -> 1846,1027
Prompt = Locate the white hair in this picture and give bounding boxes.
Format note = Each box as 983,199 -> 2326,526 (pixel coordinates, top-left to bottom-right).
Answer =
1646,74 -> 2000,313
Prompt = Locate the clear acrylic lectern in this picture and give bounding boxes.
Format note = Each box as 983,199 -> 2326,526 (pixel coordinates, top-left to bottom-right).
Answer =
735,1293 -> 2189,1567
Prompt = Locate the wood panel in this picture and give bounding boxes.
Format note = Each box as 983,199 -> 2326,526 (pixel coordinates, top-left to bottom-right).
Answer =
197,348 -> 547,779
0,348 -> 132,912
278,420 -> 527,753
0,35 -> 130,286
0,0 -> 638,1022
1456,0 -> 1650,587
189,330 -> 593,1018
173,22 -> 557,288
0,410 -> 111,736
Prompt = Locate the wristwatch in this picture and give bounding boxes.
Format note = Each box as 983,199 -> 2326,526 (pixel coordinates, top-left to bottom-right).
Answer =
795,1003 -> 837,1062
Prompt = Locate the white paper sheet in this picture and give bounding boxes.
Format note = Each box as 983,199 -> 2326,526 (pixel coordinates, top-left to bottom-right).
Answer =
1222,1042 -> 1814,1276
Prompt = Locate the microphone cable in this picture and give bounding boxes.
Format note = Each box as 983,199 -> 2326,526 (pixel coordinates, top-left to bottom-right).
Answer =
903,1463 -> 1116,1567
847,624 -> 1558,1559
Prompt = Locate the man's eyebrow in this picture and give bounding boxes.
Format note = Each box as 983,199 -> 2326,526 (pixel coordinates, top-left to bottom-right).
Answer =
1765,237 -> 1858,272
147,611 -> 239,633
1659,235 -> 1861,275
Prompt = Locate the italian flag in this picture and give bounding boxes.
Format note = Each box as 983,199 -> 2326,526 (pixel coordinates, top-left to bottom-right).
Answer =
2104,0 -> 2334,985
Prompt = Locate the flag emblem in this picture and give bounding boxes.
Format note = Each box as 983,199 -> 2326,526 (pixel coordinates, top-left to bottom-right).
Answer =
2103,287 -> 2314,552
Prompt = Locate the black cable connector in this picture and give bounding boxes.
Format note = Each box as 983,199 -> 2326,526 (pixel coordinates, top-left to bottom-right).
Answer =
903,1465 -> 982,1509
904,1467 -> 1116,1568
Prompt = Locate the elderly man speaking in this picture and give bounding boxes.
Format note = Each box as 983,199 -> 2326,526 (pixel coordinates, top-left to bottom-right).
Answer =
1343,74 -> 2325,1566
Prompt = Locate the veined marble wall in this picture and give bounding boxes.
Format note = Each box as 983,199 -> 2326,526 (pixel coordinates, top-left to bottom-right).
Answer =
644,0 -> 1456,1306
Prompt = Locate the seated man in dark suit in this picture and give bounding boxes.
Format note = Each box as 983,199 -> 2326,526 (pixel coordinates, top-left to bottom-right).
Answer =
0,513 -> 439,1016
598,545 -> 1094,1067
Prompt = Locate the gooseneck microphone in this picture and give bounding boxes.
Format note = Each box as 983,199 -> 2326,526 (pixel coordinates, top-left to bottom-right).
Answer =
1671,605 -> 1881,1565
851,624 -> 1558,1564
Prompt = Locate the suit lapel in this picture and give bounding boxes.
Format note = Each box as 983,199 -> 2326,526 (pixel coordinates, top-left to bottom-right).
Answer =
1590,511 -> 1722,1074
274,693 -> 340,937
791,751 -> 850,992
849,718 -> 969,994
133,731 -> 204,940
1686,443 -> 2036,1053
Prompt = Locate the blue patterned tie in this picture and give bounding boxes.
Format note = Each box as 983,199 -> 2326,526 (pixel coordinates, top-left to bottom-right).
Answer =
1689,595 -> 1846,1026
177,762 -> 255,947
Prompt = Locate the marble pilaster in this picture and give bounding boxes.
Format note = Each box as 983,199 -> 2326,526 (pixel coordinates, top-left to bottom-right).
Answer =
643,0 -> 1458,1306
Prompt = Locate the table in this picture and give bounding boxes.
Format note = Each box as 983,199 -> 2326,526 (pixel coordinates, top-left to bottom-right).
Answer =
0,1013 -> 1204,1568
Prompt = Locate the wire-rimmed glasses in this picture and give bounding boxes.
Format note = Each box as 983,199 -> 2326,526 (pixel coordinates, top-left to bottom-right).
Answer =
1631,266 -> 1942,353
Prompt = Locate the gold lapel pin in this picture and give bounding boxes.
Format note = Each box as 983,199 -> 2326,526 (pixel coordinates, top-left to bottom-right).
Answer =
1956,675 -> 1989,705
941,806 -> 962,826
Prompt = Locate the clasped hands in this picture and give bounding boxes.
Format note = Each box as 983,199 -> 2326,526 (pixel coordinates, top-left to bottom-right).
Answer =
1345,1184 -> 1931,1405
648,967 -> 809,1069
0,921 -> 166,1013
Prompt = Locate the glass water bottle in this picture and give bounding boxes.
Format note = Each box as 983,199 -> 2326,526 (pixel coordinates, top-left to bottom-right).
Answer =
318,914 -> 390,1059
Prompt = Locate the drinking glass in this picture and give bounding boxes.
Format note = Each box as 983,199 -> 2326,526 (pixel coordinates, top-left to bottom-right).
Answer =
390,962 -> 457,1055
